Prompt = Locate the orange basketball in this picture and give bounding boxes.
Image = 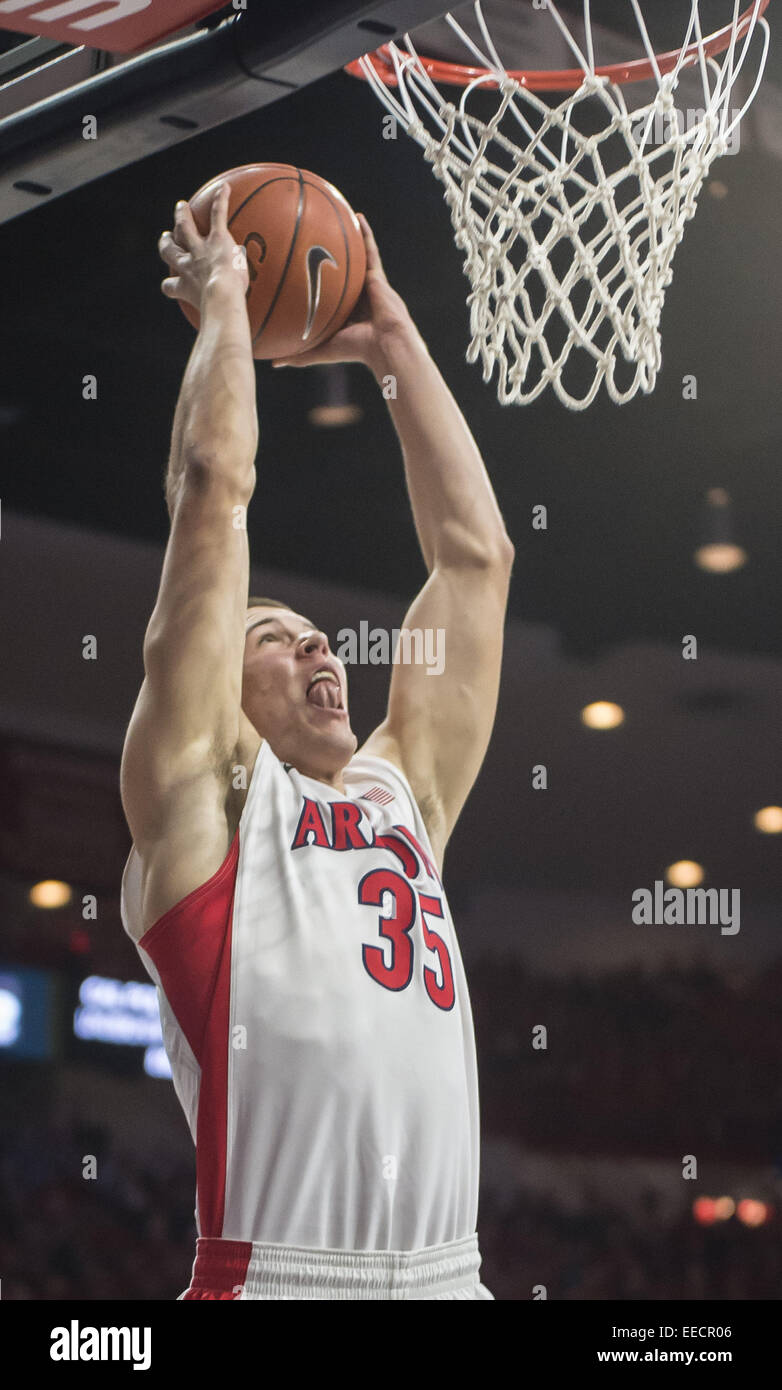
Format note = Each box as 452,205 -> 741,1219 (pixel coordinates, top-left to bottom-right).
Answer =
178,163 -> 366,359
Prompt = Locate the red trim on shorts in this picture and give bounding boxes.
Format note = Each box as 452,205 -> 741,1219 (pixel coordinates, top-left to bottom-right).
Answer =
181,1237 -> 254,1299
138,830 -> 241,1238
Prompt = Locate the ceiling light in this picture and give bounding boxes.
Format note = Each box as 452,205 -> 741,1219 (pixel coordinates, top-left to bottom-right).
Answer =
665,860 -> 704,888
29,879 -> 72,908
736,1199 -> 769,1227
580,701 -> 625,730
308,364 -> 363,428
692,1196 -> 717,1226
694,488 -> 747,573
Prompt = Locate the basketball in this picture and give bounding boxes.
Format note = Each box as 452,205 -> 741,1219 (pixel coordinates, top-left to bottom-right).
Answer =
178,163 -> 366,359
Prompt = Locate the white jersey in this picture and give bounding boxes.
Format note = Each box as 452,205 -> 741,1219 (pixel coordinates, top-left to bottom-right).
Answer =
120,742 -> 482,1252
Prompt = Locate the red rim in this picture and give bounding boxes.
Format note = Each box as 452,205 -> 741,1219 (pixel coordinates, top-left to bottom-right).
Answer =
345,0 -> 770,92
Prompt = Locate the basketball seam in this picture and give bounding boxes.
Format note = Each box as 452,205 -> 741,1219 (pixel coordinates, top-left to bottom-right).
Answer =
250,169 -> 305,348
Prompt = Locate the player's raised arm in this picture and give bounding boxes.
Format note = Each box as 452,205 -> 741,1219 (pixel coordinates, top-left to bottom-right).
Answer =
271,214 -> 514,865
359,235 -> 513,861
120,184 -> 259,933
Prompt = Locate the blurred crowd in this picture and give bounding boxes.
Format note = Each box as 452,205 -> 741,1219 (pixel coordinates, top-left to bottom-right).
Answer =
468,954 -> 782,1162
479,1184 -> 782,1300
1,954 -> 781,1299
0,1121 -> 195,1300
1,1117 -> 779,1299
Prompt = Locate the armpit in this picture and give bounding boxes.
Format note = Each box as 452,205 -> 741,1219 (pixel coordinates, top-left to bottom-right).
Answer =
413,787 -> 446,856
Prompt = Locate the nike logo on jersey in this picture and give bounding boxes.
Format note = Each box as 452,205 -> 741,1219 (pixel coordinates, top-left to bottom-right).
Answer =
303,244 -> 337,340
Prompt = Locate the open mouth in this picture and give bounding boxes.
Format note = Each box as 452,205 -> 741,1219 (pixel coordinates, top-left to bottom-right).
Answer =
306,672 -> 344,711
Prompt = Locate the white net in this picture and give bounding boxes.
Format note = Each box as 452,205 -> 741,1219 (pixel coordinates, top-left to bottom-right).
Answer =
358,1 -> 771,409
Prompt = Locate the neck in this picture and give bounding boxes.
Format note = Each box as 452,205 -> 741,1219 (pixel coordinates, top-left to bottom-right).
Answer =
295,762 -> 347,793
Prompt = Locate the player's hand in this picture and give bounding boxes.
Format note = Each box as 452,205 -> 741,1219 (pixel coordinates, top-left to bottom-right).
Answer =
271,213 -> 417,376
158,183 -> 249,309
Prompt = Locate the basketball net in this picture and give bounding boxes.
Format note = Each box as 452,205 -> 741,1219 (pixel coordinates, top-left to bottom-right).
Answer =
352,1 -> 771,409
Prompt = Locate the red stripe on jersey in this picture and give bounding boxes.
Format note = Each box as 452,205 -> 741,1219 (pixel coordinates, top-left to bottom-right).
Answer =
138,830 -> 240,1238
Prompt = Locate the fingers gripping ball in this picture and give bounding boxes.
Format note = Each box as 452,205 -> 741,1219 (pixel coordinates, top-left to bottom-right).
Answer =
179,164 -> 367,360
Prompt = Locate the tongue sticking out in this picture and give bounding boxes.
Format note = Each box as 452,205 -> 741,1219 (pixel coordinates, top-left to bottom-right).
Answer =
307,680 -> 340,710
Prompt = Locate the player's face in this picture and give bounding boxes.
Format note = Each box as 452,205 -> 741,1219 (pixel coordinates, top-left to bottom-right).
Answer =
242,606 -> 357,769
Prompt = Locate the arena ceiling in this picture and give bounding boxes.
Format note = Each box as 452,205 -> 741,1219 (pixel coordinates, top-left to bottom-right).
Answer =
1,1 -> 781,661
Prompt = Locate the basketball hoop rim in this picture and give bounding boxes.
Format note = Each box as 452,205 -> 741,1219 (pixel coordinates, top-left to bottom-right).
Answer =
345,0 -> 771,92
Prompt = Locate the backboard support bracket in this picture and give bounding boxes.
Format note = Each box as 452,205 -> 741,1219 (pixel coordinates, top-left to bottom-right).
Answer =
0,1 -> 447,227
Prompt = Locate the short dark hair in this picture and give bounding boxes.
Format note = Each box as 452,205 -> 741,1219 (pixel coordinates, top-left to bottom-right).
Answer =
247,596 -> 293,612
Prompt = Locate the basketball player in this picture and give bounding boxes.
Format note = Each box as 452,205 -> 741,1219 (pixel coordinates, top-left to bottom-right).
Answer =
119,181 -> 514,1300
